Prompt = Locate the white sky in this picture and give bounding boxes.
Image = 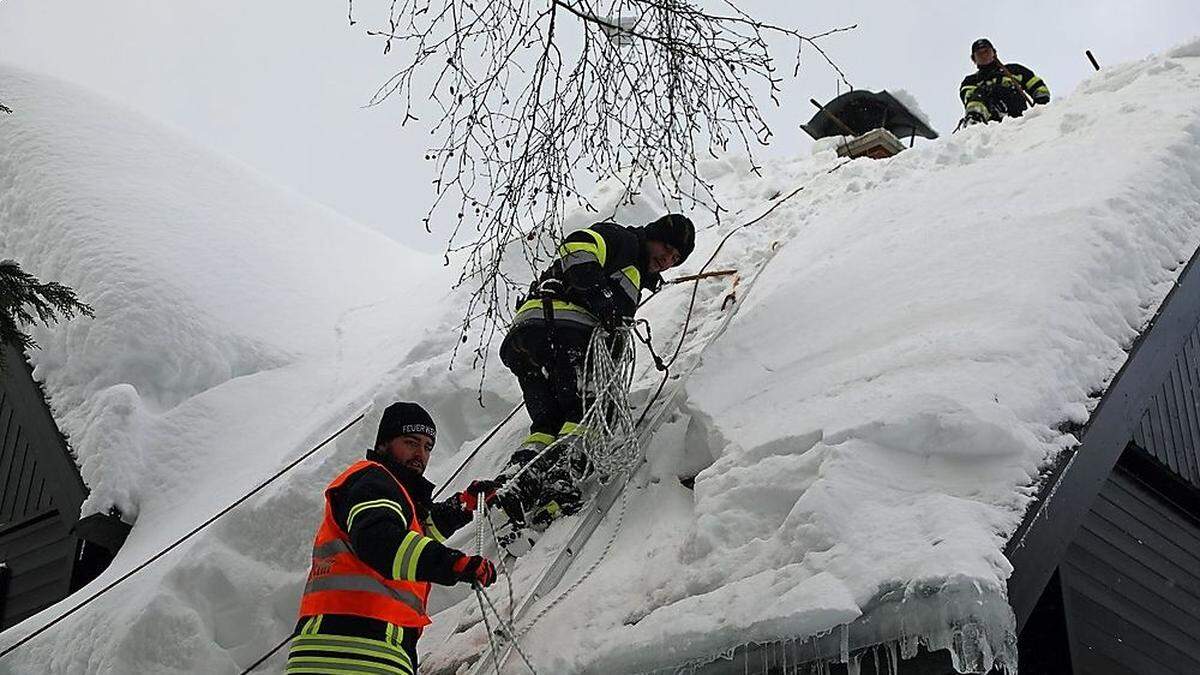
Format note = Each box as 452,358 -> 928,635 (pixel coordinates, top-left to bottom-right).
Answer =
2,1 -> 1198,250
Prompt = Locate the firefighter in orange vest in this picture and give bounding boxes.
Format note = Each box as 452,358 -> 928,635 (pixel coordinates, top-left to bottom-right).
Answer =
288,401 -> 499,674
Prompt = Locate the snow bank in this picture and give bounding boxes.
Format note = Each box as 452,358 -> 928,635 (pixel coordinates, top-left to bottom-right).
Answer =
0,63 -> 504,673
3,37 -> 1200,675
422,38 -> 1200,673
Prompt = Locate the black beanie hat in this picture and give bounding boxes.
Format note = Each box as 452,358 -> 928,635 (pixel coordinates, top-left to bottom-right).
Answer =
971,38 -> 994,57
375,402 -> 436,449
644,214 -> 696,264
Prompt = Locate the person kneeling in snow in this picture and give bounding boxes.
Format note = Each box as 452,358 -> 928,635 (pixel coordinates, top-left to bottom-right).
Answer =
288,402 -> 499,675
495,214 -> 695,527
960,37 -> 1050,125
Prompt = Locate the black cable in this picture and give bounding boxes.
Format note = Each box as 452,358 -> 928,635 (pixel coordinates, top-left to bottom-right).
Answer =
632,160 -> 850,427
0,410 -> 367,662
432,402 -> 525,500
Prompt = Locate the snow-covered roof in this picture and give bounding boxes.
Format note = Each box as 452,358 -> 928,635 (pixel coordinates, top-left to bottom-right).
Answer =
2,37 -> 1200,674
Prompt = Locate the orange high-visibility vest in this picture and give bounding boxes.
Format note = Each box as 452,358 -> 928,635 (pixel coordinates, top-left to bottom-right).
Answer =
297,459 -> 431,627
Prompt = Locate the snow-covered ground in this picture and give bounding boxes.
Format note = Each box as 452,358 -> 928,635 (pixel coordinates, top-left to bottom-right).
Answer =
3,37 -> 1200,674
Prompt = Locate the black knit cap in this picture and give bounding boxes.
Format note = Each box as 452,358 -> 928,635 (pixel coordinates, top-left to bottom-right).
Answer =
644,214 -> 696,264
971,38 -> 994,56
375,401 -> 436,449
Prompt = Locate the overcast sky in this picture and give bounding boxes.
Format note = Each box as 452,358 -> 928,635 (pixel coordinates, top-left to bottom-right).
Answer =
2,2 -> 1198,251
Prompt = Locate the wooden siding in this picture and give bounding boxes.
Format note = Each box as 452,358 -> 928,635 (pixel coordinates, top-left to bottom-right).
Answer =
1131,324 -> 1200,488
0,510 -> 77,628
0,343 -> 87,630
1007,245 -> 1200,630
1059,463 -> 1200,675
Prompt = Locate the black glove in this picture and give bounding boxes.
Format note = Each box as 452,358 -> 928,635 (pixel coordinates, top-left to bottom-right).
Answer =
965,110 -> 987,125
587,285 -> 622,332
1032,94 -> 1050,105
452,554 -> 497,587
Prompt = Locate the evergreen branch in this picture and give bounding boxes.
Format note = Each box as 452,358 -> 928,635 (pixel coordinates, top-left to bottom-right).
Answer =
0,260 -> 94,364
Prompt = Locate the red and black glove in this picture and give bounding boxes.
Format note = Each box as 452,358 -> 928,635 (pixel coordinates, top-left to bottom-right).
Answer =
456,479 -> 501,512
452,554 -> 497,587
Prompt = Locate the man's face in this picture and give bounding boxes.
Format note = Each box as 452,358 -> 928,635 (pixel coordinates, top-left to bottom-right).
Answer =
646,239 -> 682,274
973,46 -> 996,66
382,433 -> 433,474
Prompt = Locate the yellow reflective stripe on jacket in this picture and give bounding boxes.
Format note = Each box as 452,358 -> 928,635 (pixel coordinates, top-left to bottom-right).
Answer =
960,85 -> 977,102
346,499 -> 407,531
288,633 -> 414,674
611,265 -> 641,303
513,298 -> 599,328
391,530 -> 432,581
558,228 -> 608,268
558,421 -> 597,439
423,515 -> 446,543
286,653 -> 412,675
523,431 -> 556,446
965,101 -> 990,119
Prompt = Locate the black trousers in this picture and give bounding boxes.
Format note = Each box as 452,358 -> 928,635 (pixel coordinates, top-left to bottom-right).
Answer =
499,320 -> 594,439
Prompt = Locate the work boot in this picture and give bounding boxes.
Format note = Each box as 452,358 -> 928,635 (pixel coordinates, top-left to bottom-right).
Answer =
494,435 -> 553,527
523,455 -> 585,528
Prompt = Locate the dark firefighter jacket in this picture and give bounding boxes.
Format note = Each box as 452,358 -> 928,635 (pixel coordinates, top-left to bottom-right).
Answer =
960,62 -> 1050,122
287,452 -> 473,675
511,222 -> 660,332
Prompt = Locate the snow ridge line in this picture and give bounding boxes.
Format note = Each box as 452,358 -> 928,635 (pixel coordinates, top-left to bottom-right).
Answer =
470,189 -> 809,674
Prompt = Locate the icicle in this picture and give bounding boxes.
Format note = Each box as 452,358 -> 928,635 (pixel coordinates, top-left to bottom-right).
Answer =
847,650 -> 862,675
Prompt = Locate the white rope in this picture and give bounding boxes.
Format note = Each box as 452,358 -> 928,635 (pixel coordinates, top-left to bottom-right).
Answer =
473,500 -> 538,674
572,326 -> 641,479
493,325 -> 640,499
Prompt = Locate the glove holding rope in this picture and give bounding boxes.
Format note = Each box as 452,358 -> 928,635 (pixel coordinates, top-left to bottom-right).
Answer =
453,479 -> 501,513
453,554 -> 497,587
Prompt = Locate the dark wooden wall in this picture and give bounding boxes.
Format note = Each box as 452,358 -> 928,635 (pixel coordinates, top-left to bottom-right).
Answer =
1130,319 -> 1200,488
1057,453 -> 1200,674
0,343 -> 87,629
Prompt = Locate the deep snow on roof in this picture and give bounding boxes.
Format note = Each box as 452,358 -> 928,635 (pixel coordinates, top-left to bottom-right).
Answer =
2,37 -> 1200,674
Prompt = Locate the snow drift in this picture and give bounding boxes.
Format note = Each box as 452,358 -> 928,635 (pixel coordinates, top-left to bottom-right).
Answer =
3,37 -> 1200,674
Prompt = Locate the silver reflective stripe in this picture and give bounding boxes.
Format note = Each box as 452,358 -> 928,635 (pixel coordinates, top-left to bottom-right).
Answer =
561,250 -> 600,270
512,306 -> 598,328
304,574 -> 425,612
313,539 -> 353,558
611,270 -> 639,303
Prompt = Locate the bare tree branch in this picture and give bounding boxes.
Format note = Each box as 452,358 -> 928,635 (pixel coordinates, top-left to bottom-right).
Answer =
351,0 -> 854,374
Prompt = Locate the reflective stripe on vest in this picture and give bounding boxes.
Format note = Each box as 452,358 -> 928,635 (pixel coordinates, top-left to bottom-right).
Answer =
512,298 -> 599,329
298,459 -> 432,627
303,574 -> 427,614
558,228 -> 607,268
611,265 -> 641,304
